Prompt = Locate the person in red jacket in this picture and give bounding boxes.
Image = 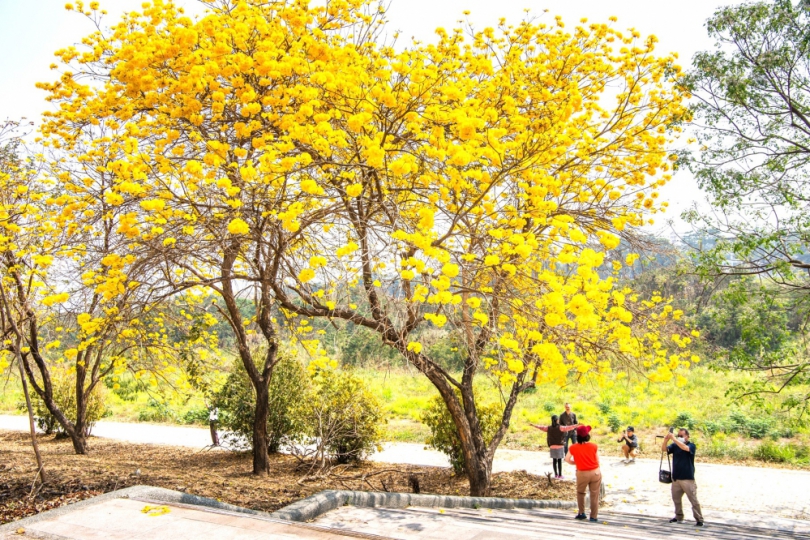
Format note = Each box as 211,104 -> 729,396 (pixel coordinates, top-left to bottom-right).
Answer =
565,425 -> 602,522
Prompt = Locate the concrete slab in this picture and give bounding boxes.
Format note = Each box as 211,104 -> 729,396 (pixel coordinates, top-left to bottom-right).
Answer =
0,488 -> 390,540
313,505 -> 810,540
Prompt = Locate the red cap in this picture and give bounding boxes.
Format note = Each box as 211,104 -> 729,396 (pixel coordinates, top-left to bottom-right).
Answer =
576,425 -> 592,439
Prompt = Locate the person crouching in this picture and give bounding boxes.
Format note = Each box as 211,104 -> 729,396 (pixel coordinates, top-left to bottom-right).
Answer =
617,426 -> 638,463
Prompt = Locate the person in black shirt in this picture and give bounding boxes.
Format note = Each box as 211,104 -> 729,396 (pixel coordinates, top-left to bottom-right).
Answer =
662,428 -> 704,526
617,426 -> 638,463
559,402 -> 577,455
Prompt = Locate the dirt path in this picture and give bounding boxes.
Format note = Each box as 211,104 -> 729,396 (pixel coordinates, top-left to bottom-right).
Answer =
2,414 -> 807,530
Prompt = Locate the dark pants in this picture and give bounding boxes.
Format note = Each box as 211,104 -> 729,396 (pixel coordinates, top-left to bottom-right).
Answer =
563,431 -> 577,455
209,421 -> 219,446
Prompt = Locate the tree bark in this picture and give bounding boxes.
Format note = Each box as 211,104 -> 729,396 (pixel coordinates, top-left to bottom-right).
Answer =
252,381 -> 270,475
16,343 -> 45,484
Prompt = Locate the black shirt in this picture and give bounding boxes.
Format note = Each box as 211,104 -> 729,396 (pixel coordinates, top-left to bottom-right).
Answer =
560,412 -> 577,426
619,434 -> 638,448
667,442 -> 696,481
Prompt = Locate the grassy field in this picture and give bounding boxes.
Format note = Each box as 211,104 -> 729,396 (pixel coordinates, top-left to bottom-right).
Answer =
3,365 -> 808,466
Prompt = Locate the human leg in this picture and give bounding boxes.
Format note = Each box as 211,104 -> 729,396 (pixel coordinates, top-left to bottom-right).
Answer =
671,481 -> 686,521
622,444 -> 630,459
588,470 -> 601,519
575,470 -> 587,515
681,480 -> 704,523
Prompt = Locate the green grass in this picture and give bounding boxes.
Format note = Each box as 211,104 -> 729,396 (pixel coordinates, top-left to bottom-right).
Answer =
354,366 -> 764,445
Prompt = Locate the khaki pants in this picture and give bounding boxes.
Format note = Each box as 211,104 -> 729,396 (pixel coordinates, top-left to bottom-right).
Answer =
622,444 -> 638,459
672,479 -> 703,523
576,468 -> 601,518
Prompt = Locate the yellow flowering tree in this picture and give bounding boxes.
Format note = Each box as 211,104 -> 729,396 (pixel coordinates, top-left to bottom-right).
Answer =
39,0 -> 692,491
0,117 -> 220,454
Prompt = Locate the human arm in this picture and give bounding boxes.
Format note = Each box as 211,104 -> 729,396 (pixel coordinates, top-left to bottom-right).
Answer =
664,432 -> 690,452
529,424 -> 548,432
559,424 -> 579,432
564,449 -> 575,466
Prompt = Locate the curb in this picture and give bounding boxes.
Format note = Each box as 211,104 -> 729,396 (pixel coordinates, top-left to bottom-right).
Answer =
269,490 -> 577,522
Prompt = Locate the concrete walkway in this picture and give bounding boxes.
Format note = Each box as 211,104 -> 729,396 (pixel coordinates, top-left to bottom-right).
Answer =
314,505 -> 810,539
1,497 -> 382,539
2,414 -> 809,528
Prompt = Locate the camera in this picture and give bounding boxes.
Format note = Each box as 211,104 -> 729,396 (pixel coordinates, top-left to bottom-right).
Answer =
668,427 -> 675,434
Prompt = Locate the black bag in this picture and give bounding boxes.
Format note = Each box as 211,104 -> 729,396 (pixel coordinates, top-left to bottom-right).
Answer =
659,450 -> 672,484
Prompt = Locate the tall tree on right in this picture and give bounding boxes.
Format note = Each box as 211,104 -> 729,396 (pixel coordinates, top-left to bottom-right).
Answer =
683,0 -> 810,412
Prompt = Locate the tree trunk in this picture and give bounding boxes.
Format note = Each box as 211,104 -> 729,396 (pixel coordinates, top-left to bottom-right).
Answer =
252,382 -> 270,475
453,405 -> 493,496
16,347 -> 45,484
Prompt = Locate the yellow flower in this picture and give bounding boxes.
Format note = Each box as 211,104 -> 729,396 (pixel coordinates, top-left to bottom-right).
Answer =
346,183 -> 363,197
441,263 -> 459,278
299,268 -> 316,283
227,218 -> 250,235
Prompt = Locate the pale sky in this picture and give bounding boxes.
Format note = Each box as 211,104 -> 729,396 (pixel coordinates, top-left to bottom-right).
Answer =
0,0 -> 743,233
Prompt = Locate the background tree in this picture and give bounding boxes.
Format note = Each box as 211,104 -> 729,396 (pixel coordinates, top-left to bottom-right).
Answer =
683,0 -> 810,410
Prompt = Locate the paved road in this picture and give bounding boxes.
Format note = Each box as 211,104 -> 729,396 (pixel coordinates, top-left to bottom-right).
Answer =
2,414 -> 808,531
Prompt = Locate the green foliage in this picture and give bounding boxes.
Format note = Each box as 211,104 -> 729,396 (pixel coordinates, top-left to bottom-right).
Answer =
301,368 -> 385,463
683,0 -> 810,414
25,369 -> 108,436
137,398 -> 176,423
542,401 -> 556,413
673,411 -> 696,431
606,413 -> 622,433
422,395 -> 501,474
180,406 -> 210,425
754,440 -> 797,463
597,401 -> 612,415
339,325 -> 401,367
216,353 -> 309,453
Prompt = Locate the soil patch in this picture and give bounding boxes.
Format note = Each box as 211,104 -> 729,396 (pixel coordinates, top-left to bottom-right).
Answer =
0,430 -> 574,525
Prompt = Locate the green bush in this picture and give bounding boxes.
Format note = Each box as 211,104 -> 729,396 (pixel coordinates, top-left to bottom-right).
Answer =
542,401 -> 556,413
597,401 -> 612,415
25,368 -> 108,436
301,368 -> 384,463
180,406 -> 210,425
137,398 -> 176,423
216,352 -> 309,453
606,413 -> 622,432
422,394 -> 501,474
754,440 -> 796,463
673,411 -> 696,431
728,411 -> 773,439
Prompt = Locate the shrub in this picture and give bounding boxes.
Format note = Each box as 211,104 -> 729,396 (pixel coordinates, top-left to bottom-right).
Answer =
301,368 -> 384,464
754,440 -> 796,463
728,410 -> 773,439
216,352 -> 309,453
180,406 -> 210,425
542,401 -> 555,413
672,411 -> 696,431
137,398 -> 176,423
25,368 -> 108,436
597,401 -> 612,415
606,413 -> 622,432
422,395 -> 501,474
